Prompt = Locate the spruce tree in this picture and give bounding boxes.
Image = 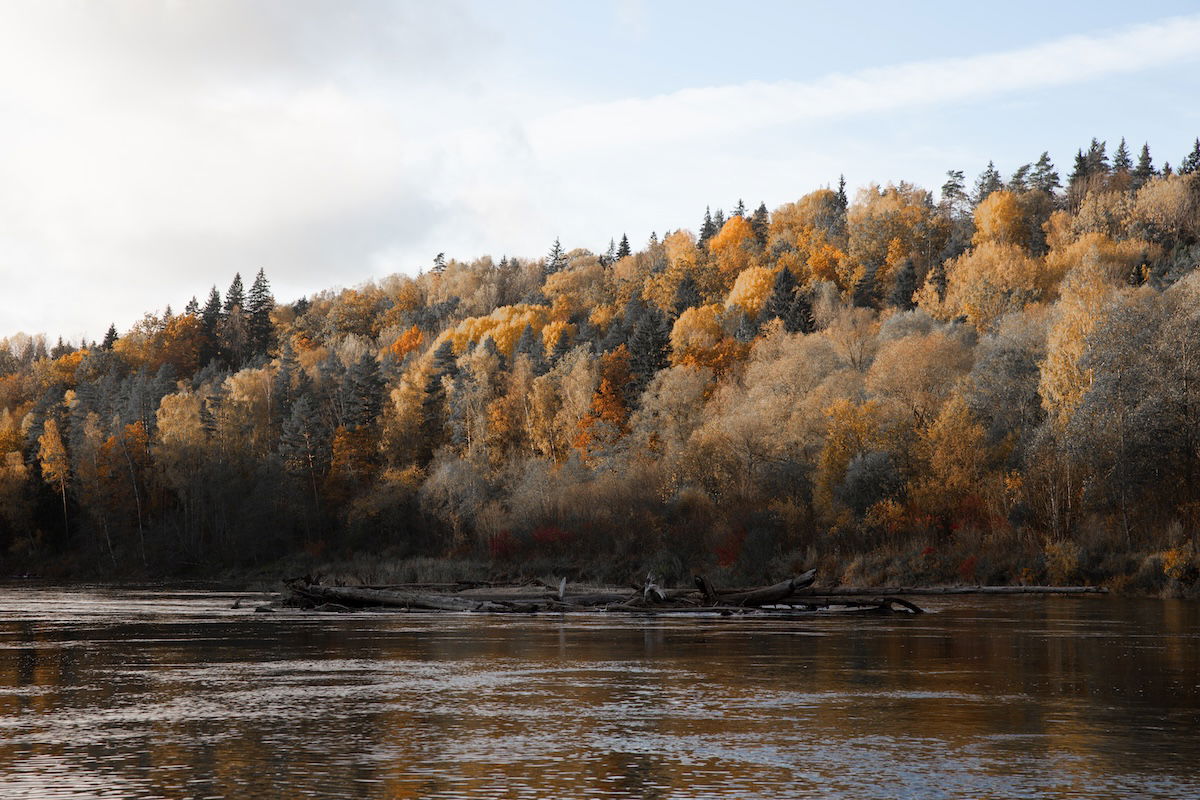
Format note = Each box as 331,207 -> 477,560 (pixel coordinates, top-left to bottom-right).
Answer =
101,324 -> 118,351
432,252 -> 446,274
272,340 -> 299,425
246,268 -> 274,355
1181,138 -> 1200,176
1085,138 -> 1109,175
184,296 -> 200,316
1133,143 -> 1156,189
1113,137 -> 1133,173
712,208 -> 726,232
341,353 -> 384,429
545,238 -> 566,276
764,266 -> 798,322
628,310 -> 670,397
224,273 -> 244,313
420,340 -> 458,459
750,202 -> 769,245
673,274 -> 702,316
602,239 -> 616,265
617,233 -> 631,259
1007,164 -> 1031,192
972,161 -> 1003,205
889,259 -> 918,310
835,175 -> 848,211
782,291 -> 815,334
699,206 -> 716,244
732,198 -> 746,218
514,324 -> 547,374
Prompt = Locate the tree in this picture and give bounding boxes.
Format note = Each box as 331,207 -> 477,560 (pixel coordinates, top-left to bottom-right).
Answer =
246,268 -> 274,355
973,161 -> 1003,205
101,324 -> 118,351
628,309 -> 671,400
1132,143 -> 1156,189
1112,137 -> 1132,174
223,273 -> 244,314
941,170 -> 969,217
699,206 -> 716,244
1181,138 -> 1200,176
616,234 -> 631,259
763,266 -> 799,323
1030,152 -> 1061,195
673,274 -> 702,316
545,238 -> 566,276
432,252 -> 447,274
38,417 -> 70,539
750,202 -> 769,245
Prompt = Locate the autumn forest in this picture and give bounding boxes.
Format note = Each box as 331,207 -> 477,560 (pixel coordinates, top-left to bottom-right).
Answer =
3,137 -> 1200,592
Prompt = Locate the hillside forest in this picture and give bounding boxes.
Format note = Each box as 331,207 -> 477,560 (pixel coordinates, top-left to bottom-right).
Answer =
3,137 -> 1200,591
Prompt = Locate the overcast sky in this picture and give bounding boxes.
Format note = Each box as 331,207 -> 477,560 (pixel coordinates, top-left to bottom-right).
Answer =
2,0 -> 1199,342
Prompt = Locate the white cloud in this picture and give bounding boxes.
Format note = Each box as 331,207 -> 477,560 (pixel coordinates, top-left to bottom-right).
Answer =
529,14 -> 1200,154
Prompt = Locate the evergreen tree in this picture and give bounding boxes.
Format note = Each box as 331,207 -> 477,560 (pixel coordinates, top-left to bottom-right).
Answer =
278,394 -> 328,508
1133,143 -> 1156,189
514,324 -> 547,374
421,340 -> 458,460
550,328 -> 573,362
224,273 -> 244,313
246,268 -> 274,355
835,175 -> 848,212
602,239 -> 616,266
1068,149 -> 1090,189
101,324 -> 118,351
711,208 -> 726,232
200,286 -> 222,365
1181,138 -> 1200,176
972,161 -> 1003,205
764,266 -> 798,322
732,198 -> 746,218
272,340 -> 299,425
432,252 -> 446,274
1113,137 -> 1133,173
941,170 -> 969,215
340,353 -> 384,429
1007,164 -> 1032,192
1031,152 -> 1061,194
628,309 -> 670,398
617,233 -> 631,259
699,206 -> 716,244
545,238 -> 566,276
889,259 -> 918,310
184,296 -> 200,316
1085,138 -> 1110,175
750,202 -> 769,245
781,290 -> 815,334
673,274 -> 702,316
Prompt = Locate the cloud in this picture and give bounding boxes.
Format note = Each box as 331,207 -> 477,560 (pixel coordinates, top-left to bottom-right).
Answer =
529,14 -> 1200,154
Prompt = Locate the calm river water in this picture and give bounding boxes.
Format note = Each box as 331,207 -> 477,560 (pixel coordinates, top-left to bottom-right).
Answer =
0,587 -> 1197,799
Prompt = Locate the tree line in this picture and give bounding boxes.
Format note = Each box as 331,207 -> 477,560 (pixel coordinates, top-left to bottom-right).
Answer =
3,136 -> 1200,589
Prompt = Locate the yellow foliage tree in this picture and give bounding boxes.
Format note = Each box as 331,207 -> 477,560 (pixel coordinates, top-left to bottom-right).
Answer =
917,242 -> 1048,331
708,215 -> 758,279
726,266 -> 777,318
38,417 -> 70,536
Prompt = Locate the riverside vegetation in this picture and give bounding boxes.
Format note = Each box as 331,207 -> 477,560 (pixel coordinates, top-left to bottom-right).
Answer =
3,137 -> 1200,595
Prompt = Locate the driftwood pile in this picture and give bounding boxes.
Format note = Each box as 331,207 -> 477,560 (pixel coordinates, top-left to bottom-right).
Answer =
275,569 -> 926,616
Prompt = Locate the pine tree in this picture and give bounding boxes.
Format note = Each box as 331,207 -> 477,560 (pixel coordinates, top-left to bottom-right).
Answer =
224,273 -> 244,313
617,233 -> 631,259
340,353 -> 384,429
1113,137 -> 1133,173
101,324 -> 118,351
750,202 -> 769,245
544,238 -> 566,276
712,208 -> 726,232
1068,149 -> 1090,189
184,296 -> 200,316
972,161 -> 1003,205
432,252 -> 446,274
1007,164 -> 1032,193
732,198 -> 746,218
246,268 -> 274,355
941,170 -> 969,215
602,239 -> 616,266
673,274 -> 702,316
420,340 -> 458,460
1132,143 -> 1156,189
1181,138 -> 1200,176
1031,152 -> 1061,194
514,324 -> 547,374
278,394 -> 328,508
835,175 -> 848,211
764,266 -> 798,322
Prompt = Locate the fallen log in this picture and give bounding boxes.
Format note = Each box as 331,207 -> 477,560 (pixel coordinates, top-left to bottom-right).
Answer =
701,569 -> 817,607
290,583 -> 511,612
810,585 -> 1107,596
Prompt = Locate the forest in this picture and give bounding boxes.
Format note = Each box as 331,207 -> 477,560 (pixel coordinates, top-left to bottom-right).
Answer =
2,136 -> 1200,593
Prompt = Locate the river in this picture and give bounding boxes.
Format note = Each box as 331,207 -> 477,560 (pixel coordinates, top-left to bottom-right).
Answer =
0,587 -> 1197,799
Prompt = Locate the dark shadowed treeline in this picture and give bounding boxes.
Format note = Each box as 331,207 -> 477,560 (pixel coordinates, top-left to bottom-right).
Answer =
3,138 -> 1200,590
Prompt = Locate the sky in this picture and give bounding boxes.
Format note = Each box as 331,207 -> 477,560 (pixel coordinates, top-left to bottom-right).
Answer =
2,0 -> 1199,343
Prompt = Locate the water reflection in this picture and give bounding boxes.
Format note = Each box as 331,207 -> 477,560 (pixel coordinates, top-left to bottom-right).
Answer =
0,589 -> 1197,799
